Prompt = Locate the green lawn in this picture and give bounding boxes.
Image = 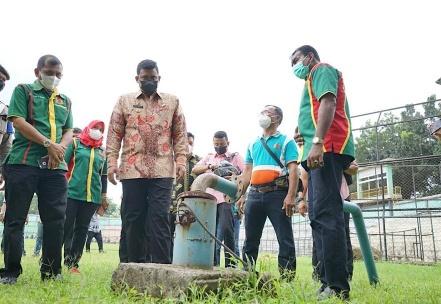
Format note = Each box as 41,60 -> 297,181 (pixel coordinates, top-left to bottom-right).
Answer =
0,241 -> 440,303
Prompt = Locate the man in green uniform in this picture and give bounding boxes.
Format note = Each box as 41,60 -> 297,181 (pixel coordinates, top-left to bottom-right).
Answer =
0,55 -> 73,284
290,45 -> 355,300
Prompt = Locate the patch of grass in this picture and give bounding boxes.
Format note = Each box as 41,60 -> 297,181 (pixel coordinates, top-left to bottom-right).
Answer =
0,241 -> 440,303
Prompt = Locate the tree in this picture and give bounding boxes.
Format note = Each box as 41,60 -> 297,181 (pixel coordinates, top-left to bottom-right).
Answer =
105,197 -> 120,217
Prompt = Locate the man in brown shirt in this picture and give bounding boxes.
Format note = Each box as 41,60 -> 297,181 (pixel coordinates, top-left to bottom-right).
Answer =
106,59 -> 188,264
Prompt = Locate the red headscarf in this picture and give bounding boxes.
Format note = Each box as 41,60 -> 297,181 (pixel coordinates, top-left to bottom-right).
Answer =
78,120 -> 105,148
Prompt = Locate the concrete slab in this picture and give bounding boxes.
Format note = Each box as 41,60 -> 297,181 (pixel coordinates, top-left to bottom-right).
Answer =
111,263 -> 251,298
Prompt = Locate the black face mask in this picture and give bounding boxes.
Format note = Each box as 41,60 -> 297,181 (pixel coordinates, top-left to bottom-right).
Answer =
215,146 -> 227,155
140,80 -> 158,95
0,80 -> 5,92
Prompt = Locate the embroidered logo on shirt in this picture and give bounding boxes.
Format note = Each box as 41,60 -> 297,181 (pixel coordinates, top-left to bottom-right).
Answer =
274,143 -> 281,150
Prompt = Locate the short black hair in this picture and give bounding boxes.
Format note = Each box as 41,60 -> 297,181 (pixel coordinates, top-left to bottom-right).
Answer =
137,59 -> 159,75
0,64 -> 10,80
214,131 -> 228,141
37,55 -> 62,70
292,45 -> 320,61
265,105 -> 283,123
73,127 -> 82,134
187,132 -> 194,139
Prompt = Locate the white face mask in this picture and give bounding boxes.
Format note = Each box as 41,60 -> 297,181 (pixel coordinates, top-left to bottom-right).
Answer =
40,74 -> 61,90
259,114 -> 272,129
188,144 -> 193,154
89,129 -> 103,140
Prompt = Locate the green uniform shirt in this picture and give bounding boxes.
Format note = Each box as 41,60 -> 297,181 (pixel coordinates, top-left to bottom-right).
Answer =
65,138 -> 107,204
298,63 -> 355,162
7,81 -> 73,170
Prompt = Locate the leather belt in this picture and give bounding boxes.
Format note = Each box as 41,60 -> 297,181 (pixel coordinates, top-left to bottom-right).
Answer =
249,184 -> 288,193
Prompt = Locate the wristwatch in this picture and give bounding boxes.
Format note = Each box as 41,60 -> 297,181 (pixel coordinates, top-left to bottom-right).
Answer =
312,136 -> 324,144
43,139 -> 51,148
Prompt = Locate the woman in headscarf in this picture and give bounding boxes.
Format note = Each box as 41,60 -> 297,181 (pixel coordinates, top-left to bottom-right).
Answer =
63,120 -> 108,273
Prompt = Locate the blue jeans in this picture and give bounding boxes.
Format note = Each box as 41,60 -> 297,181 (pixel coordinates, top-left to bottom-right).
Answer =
307,153 -> 351,293
214,202 -> 235,267
34,222 -> 43,255
34,236 -> 43,255
242,189 -> 296,274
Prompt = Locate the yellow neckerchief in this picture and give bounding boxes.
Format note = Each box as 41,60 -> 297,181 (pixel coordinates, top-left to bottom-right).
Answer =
48,89 -> 58,142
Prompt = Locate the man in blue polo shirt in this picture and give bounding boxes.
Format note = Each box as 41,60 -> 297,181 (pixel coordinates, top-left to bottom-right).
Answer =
238,105 -> 299,279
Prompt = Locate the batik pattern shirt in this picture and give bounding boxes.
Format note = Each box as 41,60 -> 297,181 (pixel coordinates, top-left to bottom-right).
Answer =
106,91 -> 188,179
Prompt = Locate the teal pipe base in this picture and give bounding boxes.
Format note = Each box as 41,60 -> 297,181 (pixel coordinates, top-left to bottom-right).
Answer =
173,194 -> 217,269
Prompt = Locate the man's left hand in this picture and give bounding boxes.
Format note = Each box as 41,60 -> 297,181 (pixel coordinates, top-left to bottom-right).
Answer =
97,196 -> 109,216
282,194 -> 295,217
101,196 -> 109,210
236,195 -> 246,215
307,144 -> 324,169
176,164 -> 186,180
48,155 -> 61,169
298,201 -> 307,217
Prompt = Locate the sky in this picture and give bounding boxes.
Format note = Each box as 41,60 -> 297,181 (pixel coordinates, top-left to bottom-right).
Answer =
1,0 -> 441,203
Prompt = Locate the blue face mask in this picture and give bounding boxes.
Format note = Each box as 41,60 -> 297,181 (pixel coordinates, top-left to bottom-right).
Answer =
292,57 -> 310,79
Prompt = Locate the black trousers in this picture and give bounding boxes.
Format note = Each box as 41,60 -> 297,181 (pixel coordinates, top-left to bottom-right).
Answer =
119,201 -> 150,263
1,165 -> 67,279
121,178 -> 173,264
63,198 -> 98,268
169,211 -> 176,261
214,202 -> 236,267
312,212 -> 354,280
242,189 -> 296,274
1,229 -> 25,255
307,153 -> 352,293
86,231 -> 103,251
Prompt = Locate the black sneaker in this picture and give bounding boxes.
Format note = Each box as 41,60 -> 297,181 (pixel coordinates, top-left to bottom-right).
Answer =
0,276 -> 17,285
41,273 -> 63,282
317,287 -> 350,302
